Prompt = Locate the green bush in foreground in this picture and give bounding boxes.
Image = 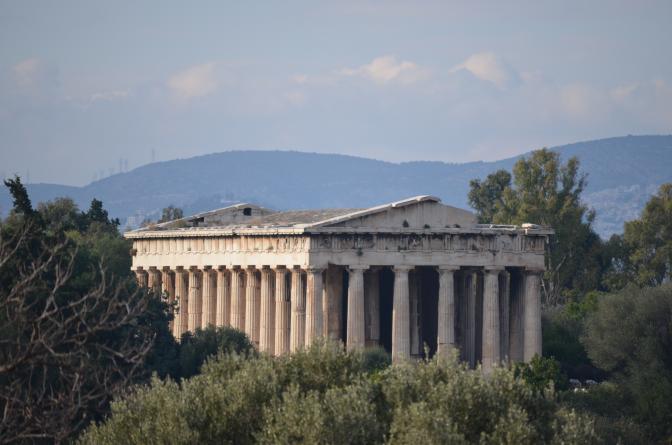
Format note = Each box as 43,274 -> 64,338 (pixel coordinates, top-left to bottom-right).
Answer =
79,341 -> 597,445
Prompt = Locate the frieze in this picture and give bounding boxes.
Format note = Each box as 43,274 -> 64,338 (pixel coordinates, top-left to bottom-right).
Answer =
131,232 -> 545,258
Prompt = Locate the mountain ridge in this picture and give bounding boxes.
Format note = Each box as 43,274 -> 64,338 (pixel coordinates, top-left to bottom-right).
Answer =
2,135 -> 671,238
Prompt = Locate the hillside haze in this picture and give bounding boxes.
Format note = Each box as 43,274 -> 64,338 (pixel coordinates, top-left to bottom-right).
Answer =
2,135 -> 671,238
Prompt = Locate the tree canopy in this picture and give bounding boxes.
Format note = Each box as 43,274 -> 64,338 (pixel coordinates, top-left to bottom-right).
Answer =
468,149 -> 604,305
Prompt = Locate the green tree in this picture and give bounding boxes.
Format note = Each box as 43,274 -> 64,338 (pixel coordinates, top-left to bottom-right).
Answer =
159,205 -> 184,223
582,284 -> 672,439
177,326 -> 255,379
0,179 -> 176,442
608,183 -> 672,288
468,149 -> 604,305
468,169 -> 512,223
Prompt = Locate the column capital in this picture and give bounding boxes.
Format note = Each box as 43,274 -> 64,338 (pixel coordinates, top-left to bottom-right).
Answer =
135,266 -> 145,272
231,265 -> 242,270
217,265 -> 227,271
274,265 -> 288,274
175,265 -> 185,272
306,266 -> 325,274
484,266 -> 506,273
393,265 -> 414,272
348,265 -> 369,272
148,266 -> 158,272
188,265 -> 200,272
162,265 -> 172,272
202,265 -> 212,271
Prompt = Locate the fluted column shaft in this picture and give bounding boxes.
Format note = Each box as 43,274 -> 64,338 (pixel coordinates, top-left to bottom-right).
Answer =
523,269 -> 543,361
216,268 -> 230,327
392,266 -> 411,362
346,266 -> 367,351
161,268 -> 175,331
437,266 -> 458,357
509,271 -> 525,362
499,271 -> 511,362
259,267 -> 275,353
482,268 -> 502,372
466,272 -> 477,368
230,267 -> 245,330
135,268 -> 148,287
324,267 -> 343,340
187,268 -> 202,332
274,267 -> 290,355
365,269 -> 380,347
201,267 -> 216,328
174,268 -> 188,338
147,267 -> 161,293
290,267 -> 305,352
245,267 -> 261,345
305,267 -> 324,347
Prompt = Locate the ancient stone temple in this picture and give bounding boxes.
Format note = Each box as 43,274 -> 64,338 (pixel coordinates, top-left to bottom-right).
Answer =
126,196 -> 551,370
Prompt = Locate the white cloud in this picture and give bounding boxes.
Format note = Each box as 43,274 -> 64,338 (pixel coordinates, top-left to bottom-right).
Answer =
12,58 -> 42,87
340,55 -> 430,85
450,52 -> 519,89
167,63 -> 218,100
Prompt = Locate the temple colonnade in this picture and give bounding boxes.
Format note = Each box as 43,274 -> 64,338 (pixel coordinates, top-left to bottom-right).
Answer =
136,263 -> 543,368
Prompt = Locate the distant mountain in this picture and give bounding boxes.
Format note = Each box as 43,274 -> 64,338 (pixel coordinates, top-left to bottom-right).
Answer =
1,135 -> 671,238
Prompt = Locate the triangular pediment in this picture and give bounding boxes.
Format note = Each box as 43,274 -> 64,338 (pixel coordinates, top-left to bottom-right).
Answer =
306,195 -> 476,230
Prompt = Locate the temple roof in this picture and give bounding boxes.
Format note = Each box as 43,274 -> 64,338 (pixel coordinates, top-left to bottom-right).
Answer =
125,195 -> 553,238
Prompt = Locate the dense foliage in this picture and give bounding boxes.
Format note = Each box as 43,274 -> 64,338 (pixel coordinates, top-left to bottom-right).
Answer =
79,342 -> 596,445
581,284 -> 672,439
0,177 -> 176,443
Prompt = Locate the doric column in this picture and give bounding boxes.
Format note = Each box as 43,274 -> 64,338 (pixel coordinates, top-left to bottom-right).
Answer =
346,266 -> 367,351
409,271 -> 421,356
290,267 -> 306,352
274,267 -> 290,355
499,271 -> 511,362
523,269 -> 543,362
147,267 -> 162,293
392,266 -> 412,362
482,267 -> 503,373
509,270 -> 525,362
305,267 -> 325,347
161,267 -> 175,331
216,267 -> 230,327
324,266 -> 343,340
259,267 -> 275,353
187,267 -> 202,332
174,267 -> 188,338
229,266 -> 245,331
135,267 -> 148,287
364,268 -> 380,347
437,266 -> 459,357
245,266 -> 261,345
201,266 -> 217,328
465,271 -> 477,368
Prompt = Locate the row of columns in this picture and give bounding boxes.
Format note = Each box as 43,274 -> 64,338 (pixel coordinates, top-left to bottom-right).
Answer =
136,264 -> 543,369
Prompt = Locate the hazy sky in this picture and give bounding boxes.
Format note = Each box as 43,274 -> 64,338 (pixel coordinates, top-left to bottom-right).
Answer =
1,1 -> 671,186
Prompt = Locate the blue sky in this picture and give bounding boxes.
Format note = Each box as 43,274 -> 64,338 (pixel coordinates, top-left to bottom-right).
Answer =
1,0 -> 671,185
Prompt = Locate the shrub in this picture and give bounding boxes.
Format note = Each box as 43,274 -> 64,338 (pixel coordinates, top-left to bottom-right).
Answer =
80,341 -> 598,445
514,355 -> 568,393
582,284 -> 672,439
176,325 -> 255,379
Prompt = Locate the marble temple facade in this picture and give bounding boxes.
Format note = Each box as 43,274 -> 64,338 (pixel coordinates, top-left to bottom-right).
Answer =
126,196 -> 552,370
